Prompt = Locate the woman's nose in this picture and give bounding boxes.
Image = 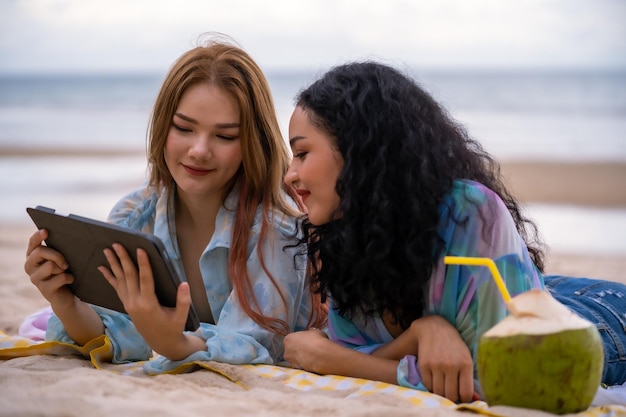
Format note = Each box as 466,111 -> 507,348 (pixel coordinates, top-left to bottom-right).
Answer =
189,136 -> 212,158
284,163 -> 298,187
284,162 -> 300,187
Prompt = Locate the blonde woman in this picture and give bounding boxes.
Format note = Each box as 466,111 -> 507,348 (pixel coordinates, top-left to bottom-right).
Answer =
24,35 -> 325,373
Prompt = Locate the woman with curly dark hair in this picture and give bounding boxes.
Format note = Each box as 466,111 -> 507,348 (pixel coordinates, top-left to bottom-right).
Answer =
282,61 -> 626,403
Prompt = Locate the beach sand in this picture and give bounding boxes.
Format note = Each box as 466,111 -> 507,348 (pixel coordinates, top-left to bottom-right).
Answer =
501,160 -> 626,208
0,160 -> 624,416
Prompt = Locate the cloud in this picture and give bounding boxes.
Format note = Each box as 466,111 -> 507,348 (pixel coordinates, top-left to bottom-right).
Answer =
0,0 -> 624,74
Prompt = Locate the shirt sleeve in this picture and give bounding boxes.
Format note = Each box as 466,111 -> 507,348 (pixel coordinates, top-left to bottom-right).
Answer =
44,188 -> 155,363
432,181 -> 544,352
45,306 -> 153,363
412,181 -> 544,390
397,355 -> 428,391
327,304 -> 386,355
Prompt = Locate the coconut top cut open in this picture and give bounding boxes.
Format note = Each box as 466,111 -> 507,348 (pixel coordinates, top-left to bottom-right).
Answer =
483,289 -> 593,337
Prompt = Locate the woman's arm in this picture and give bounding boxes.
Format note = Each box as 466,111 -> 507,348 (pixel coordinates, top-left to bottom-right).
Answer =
286,305 -> 476,402
49,297 -> 105,346
24,229 -> 106,346
284,329 -> 399,384
372,315 -> 474,402
285,321 -> 475,403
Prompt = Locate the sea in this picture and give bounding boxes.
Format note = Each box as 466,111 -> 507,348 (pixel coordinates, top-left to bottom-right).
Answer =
1,69 -> 625,255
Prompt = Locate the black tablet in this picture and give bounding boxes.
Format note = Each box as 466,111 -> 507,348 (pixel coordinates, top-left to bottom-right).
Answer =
26,206 -> 200,331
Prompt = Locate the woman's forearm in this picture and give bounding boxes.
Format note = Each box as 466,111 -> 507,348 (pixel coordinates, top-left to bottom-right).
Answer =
312,339 -> 399,384
285,330 -> 400,384
52,299 -> 105,346
151,333 -> 207,361
372,315 -> 461,361
371,329 -> 417,360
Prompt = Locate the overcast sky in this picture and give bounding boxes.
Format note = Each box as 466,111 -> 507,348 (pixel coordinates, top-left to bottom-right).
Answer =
1,0 -> 625,74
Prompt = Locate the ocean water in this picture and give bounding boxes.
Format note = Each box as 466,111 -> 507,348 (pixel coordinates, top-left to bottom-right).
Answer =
1,70 -> 625,255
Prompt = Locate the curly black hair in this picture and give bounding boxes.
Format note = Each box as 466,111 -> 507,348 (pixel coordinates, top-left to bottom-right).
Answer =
295,62 -> 544,330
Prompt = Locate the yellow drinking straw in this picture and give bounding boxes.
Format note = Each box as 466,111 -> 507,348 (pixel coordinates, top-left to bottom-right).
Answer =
444,256 -> 512,303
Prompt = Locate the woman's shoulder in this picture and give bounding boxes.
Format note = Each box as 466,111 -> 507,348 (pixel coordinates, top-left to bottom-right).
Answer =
446,179 -> 500,205
270,209 -> 300,240
107,183 -> 165,230
250,192 -> 301,240
440,179 -> 506,219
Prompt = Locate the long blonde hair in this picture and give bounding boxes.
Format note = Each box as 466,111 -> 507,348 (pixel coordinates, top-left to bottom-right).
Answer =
147,34 -> 325,333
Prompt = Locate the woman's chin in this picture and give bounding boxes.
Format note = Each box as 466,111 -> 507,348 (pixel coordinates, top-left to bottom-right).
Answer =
307,214 -> 329,227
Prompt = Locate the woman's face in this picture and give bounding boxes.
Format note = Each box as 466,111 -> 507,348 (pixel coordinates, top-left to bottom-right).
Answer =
285,106 -> 343,226
165,82 -> 242,201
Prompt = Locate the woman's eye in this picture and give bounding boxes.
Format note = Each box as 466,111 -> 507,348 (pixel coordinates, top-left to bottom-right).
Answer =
172,124 -> 192,133
294,151 -> 307,159
216,135 -> 237,141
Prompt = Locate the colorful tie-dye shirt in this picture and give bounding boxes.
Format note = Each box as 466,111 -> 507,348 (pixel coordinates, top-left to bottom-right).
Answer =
326,180 -> 544,391
46,184 -> 313,374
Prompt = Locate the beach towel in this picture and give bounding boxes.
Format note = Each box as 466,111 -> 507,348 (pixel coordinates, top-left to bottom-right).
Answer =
1,317 -> 625,417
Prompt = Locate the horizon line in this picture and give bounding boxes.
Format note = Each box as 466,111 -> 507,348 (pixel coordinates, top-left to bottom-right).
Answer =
1,65 -> 625,78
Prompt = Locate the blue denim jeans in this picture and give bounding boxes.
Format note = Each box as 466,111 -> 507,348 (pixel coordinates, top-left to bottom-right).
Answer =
544,275 -> 626,386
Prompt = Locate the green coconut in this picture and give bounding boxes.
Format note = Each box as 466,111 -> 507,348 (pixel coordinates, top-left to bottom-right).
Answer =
477,289 -> 604,414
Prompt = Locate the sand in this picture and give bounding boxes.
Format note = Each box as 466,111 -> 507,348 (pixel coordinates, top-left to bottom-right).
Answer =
501,161 -> 626,208
1,160 -> 625,416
